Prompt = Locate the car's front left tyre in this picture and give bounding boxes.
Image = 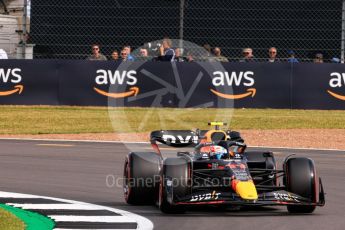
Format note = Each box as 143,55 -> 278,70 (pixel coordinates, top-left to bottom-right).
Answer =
124,152 -> 161,205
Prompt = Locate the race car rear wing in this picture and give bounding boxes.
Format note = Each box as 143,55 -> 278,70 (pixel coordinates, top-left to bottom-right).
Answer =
150,130 -> 199,147
150,129 -> 243,147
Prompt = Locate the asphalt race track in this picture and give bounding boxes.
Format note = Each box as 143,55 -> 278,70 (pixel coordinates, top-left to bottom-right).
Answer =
0,139 -> 344,230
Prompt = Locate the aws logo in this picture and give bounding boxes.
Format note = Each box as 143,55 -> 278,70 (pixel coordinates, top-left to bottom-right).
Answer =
93,69 -> 139,98
210,71 -> 256,99
0,68 -> 24,96
327,72 -> 345,100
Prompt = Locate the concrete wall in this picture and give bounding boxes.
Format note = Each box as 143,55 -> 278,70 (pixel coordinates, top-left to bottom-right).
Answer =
0,15 -> 20,58
0,0 -> 31,58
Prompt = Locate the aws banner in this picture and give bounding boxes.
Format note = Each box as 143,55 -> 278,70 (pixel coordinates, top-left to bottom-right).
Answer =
0,60 -> 59,105
0,60 -> 344,109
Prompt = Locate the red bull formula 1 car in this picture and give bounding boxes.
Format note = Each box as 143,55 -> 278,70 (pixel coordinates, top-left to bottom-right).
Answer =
123,122 -> 325,213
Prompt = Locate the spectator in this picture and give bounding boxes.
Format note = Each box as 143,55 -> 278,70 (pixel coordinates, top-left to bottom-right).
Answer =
159,38 -> 175,62
111,50 -> 119,61
313,53 -> 323,63
203,43 -> 212,54
0,48 -> 8,59
120,49 -> 128,61
267,47 -> 280,63
186,51 -> 194,62
139,48 -> 148,57
212,47 -> 229,62
239,48 -> 255,62
137,48 -> 150,61
174,48 -> 187,62
123,45 -> 135,61
202,43 -> 212,61
87,44 -> 107,61
287,50 -> 299,63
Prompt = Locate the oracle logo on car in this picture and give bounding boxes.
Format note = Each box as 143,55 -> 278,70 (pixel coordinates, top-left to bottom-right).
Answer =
162,134 -> 198,144
0,68 -> 24,96
210,71 -> 256,99
93,69 -> 139,98
327,72 -> 345,101
190,191 -> 222,202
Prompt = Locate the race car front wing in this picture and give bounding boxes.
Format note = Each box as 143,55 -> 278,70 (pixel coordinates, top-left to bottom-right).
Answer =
173,179 -> 325,207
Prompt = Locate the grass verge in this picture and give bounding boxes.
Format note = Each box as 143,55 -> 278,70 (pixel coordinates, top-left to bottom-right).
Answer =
0,207 -> 25,230
0,204 -> 55,230
0,105 -> 345,135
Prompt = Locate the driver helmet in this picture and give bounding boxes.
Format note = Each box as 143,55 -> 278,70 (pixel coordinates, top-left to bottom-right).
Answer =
209,145 -> 228,159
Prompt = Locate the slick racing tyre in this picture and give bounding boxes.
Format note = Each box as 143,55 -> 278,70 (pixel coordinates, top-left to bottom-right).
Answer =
124,152 -> 161,205
284,157 -> 317,213
159,157 -> 190,214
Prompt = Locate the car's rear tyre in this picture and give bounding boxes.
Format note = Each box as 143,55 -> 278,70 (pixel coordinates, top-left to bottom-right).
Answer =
284,157 -> 317,213
159,158 -> 190,214
124,152 -> 161,205
245,151 -> 276,186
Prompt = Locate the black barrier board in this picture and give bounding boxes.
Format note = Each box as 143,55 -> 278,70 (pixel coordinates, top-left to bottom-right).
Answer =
292,63 -> 345,110
219,62 -> 291,109
58,60 -> 120,106
118,61 -> 233,108
1,60 -> 345,110
0,60 -> 59,105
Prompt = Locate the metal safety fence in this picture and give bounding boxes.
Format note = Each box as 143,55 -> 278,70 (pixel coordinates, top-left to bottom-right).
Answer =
0,0 -> 344,62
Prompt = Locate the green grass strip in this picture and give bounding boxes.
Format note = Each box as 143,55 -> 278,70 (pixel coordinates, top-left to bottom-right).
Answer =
0,206 -> 24,230
1,106 -> 345,134
0,204 -> 55,230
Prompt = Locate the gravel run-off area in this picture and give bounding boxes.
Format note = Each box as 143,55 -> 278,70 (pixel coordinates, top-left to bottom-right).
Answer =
1,129 -> 345,150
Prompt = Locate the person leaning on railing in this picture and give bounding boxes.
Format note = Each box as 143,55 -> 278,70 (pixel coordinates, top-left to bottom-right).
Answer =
212,47 -> 229,62
137,48 -> 151,61
174,48 -> 188,62
123,45 -> 135,61
313,53 -> 323,64
287,50 -> 299,63
86,44 -> 107,61
158,38 -> 175,62
267,47 -> 280,63
239,48 -> 255,62
120,49 -> 128,61
111,50 -> 119,61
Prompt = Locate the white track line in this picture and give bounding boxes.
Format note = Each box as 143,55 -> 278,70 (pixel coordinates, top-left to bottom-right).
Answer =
0,192 -> 38,198
49,215 -> 136,223
0,191 -> 153,230
249,145 -> 345,152
54,229 -> 134,230
0,137 -> 344,151
6,203 -> 106,210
